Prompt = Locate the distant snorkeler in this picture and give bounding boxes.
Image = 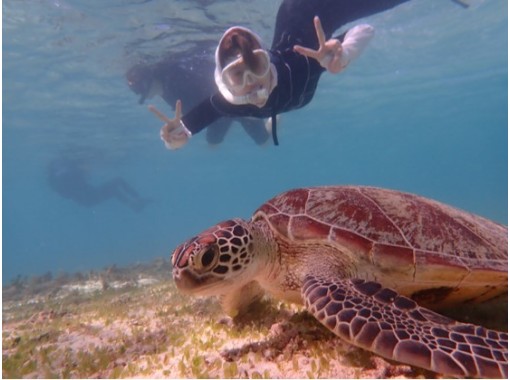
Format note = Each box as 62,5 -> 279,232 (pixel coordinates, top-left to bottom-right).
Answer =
47,157 -> 151,213
126,41 -> 271,146
148,0 -> 468,150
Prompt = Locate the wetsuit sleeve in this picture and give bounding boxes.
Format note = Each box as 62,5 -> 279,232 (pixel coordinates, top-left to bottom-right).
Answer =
271,0 -> 410,50
181,97 -> 223,135
181,93 -> 273,135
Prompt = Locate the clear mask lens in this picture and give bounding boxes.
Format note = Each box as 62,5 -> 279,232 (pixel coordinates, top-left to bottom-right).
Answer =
221,50 -> 270,91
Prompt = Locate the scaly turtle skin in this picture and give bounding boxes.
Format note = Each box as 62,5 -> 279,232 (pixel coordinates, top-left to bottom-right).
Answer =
172,186 -> 508,378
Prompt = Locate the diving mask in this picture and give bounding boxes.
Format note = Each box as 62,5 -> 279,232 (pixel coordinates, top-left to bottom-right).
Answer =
220,49 -> 271,92
214,26 -> 277,107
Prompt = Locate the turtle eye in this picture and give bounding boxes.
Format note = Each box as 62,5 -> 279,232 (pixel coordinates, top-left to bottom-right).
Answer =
196,246 -> 218,271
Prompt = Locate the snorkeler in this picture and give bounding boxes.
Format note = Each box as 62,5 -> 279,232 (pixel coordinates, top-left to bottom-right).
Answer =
147,0 -> 416,149
126,41 -> 270,146
149,0 -> 467,149
47,157 -> 150,213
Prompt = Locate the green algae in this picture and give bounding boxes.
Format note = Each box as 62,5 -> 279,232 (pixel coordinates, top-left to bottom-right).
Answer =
3,259 -> 483,379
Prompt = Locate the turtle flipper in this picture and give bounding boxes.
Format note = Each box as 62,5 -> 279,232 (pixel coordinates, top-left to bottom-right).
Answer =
302,275 -> 508,378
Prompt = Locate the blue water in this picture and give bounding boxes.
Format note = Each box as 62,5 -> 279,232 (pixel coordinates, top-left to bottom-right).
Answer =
3,0 -> 507,284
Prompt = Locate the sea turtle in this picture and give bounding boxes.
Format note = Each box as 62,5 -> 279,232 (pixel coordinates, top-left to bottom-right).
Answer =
171,186 -> 508,378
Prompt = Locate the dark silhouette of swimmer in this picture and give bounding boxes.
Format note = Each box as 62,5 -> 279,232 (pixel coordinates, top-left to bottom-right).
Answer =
126,40 -> 270,146
47,157 -> 150,213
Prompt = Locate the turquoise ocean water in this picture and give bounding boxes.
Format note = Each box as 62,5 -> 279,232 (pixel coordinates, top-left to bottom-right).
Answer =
3,0 -> 507,284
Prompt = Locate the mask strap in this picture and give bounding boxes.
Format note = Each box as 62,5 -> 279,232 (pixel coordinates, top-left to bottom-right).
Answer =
271,111 -> 278,146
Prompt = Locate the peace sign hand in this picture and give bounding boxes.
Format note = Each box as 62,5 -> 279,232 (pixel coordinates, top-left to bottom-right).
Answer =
293,16 -> 344,74
148,100 -> 191,150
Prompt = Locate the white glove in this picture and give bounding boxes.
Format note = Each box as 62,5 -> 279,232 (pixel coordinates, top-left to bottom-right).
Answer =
339,24 -> 375,70
294,16 -> 372,74
149,102 -> 191,150
161,120 -> 191,150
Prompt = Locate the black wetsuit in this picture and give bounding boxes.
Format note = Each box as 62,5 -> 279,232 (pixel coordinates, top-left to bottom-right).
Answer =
127,41 -> 270,145
182,0 -> 410,140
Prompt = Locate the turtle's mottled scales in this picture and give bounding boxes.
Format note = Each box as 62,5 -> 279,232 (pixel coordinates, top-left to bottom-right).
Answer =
303,276 -> 507,378
171,186 -> 508,378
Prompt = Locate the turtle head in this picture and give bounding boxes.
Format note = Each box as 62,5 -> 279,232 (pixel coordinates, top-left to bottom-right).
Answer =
171,219 -> 256,296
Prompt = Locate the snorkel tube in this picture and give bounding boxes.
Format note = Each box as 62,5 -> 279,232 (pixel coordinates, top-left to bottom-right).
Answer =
126,64 -> 154,104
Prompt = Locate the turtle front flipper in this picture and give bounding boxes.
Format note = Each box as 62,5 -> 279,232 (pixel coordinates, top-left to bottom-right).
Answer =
302,275 -> 508,378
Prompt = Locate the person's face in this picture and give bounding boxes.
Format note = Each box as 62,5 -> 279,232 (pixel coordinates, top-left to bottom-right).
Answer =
222,50 -> 272,107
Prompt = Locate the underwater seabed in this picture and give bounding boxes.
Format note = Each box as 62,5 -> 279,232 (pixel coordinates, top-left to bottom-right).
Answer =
2,259 -> 507,379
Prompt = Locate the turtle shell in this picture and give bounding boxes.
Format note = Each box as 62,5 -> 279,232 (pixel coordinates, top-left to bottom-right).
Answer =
252,186 -> 507,306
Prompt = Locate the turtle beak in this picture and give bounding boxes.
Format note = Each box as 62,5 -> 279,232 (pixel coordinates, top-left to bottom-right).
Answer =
172,267 -> 194,292
172,267 -> 216,295
172,267 -> 234,297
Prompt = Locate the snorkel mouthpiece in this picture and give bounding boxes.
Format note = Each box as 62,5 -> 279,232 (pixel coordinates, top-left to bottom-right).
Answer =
220,86 -> 269,107
256,88 -> 268,99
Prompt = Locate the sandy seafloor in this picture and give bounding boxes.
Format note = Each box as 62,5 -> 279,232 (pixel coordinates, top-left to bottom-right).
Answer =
3,259 -> 507,379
